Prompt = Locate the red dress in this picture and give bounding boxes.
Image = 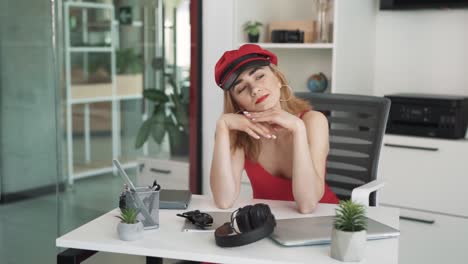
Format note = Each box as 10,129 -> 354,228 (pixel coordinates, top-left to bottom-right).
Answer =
243,110 -> 340,204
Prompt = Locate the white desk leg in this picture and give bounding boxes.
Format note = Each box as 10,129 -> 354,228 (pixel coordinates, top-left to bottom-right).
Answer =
84,103 -> 91,164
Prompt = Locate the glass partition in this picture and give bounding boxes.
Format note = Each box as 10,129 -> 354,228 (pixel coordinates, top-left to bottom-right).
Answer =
0,0 -> 196,263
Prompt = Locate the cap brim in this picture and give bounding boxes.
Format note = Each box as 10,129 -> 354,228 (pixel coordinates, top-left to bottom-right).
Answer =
223,59 -> 270,90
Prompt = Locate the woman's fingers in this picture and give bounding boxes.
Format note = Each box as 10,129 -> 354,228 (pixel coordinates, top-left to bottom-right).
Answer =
250,123 -> 275,139
244,127 -> 261,139
254,122 -> 274,136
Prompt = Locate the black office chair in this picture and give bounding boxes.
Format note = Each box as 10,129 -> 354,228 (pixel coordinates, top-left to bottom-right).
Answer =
296,92 -> 391,206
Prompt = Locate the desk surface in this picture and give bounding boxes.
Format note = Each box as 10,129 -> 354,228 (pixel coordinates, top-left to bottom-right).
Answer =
56,195 -> 400,264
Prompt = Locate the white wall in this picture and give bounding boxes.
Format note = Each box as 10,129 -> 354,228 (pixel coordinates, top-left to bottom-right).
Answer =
201,0 -> 235,195
374,9 -> 468,97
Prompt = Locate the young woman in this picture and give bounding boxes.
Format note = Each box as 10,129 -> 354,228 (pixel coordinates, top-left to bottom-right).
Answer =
210,44 -> 339,214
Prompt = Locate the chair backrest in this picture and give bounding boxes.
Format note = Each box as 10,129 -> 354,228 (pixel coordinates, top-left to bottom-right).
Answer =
295,92 -> 391,206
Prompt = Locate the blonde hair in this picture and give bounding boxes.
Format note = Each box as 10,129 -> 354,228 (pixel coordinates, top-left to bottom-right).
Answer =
223,64 -> 311,161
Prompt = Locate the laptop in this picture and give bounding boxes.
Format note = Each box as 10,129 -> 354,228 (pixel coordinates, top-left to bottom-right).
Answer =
270,216 -> 400,247
113,159 -> 192,209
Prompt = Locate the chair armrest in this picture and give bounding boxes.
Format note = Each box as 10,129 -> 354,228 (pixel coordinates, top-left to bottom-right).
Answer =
351,180 -> 385,207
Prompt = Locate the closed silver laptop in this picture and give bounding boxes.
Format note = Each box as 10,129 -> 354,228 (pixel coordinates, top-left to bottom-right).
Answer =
270,216 -> 400,246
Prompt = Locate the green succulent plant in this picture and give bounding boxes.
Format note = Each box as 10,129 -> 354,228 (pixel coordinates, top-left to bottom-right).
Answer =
243,21 -> 263,36
333,200 -> 367,232
117,207 -> 139,224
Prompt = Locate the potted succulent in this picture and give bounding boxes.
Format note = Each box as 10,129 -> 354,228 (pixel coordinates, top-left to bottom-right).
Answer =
134,74 -> 189,157
330,200 -> 367,262
243,20 -> 263,43
116,207 -> 144,241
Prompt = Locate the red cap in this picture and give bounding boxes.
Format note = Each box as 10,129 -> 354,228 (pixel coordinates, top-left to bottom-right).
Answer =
214,44 -> 278,90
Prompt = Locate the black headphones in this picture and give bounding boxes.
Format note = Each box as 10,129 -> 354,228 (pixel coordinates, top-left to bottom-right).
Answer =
214,203 -> 276,247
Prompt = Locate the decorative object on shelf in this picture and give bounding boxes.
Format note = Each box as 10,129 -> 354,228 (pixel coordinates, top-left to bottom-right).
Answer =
117,48 -> 143,74
135,75 -> 189,157
116,48 -> 143,94
330,200 -> 367,262
271,30 -> 304,43
268,20 -> 316,43
315,0 -> 331,43
243,20 -> 263,43
116,207 -> 144,241
307,72 -> 328,93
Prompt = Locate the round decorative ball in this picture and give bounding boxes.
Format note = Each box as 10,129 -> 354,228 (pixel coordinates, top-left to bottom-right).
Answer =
307,72 -> 328,93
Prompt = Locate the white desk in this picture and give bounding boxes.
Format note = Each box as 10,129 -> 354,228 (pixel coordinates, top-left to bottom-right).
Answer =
56,195 -> 400,264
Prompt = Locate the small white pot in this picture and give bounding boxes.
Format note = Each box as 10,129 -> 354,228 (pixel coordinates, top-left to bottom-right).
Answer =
330,228 -> 366,262
117,221 -> 144,241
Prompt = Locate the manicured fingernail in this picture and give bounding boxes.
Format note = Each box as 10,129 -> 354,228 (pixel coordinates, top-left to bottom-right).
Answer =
243,111 -> 249,114
256,136 -> 260,139
272,135 -> 277,139
266,135 -> 271,138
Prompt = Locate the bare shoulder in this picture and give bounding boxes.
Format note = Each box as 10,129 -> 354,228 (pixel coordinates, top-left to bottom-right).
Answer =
301,110 -> 328,129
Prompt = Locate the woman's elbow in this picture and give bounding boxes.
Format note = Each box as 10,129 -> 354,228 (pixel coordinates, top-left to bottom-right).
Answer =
214,198 -> 235,209
297,200 -> 318,214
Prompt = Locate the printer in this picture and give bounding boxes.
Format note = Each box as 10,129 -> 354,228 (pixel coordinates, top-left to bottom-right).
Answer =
384,93 -> 468,139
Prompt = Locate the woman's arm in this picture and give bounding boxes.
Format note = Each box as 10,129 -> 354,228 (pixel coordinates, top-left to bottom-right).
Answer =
209,119 -> 245,209
291,111 -> 329,213
210,113 -> 274,208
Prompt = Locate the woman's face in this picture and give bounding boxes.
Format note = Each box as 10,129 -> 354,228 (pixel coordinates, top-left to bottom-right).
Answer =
229,66 -> 282,112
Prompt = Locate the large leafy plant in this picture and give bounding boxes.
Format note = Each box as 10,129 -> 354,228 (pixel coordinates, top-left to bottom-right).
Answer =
333,200 -> 367,232
135,75 -> 189,149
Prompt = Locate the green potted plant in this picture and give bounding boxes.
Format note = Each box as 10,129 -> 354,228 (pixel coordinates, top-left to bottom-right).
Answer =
116,207 -> 144,241
243,20 -> 263,43
134,74 -> 189,157
330,200 -> 367,262
116,48 -> 143,94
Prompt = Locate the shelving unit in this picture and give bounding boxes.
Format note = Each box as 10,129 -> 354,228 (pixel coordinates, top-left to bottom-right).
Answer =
64,2 -> 143,185
232,0 -> 377,95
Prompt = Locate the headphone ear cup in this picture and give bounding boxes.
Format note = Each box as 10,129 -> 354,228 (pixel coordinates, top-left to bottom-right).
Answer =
249,204 -> 265,229
235,205 -> 253,233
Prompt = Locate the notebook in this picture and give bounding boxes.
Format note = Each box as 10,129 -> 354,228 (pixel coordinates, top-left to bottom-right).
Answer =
159,189 -> 192,209
270,216 -> 400,246
113,159 -> 192,209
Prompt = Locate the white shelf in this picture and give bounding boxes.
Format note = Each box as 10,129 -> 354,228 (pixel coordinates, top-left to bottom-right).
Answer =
69,46 -> 113,53
239,42 -> 334,49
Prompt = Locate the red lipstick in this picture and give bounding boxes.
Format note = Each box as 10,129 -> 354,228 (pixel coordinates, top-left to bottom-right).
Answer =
255,94 -> 269,104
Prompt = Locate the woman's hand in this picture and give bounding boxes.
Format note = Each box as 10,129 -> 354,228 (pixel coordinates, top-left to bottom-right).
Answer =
218,113 -> 275,140
244,109 -> 304,133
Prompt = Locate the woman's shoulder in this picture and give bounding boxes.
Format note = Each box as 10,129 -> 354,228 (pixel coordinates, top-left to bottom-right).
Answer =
300,110 -> 328,129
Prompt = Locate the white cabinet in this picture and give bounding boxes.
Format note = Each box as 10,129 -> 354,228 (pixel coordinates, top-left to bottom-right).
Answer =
395,208 -> 468,264
379,134 -> 468,217
137,157 -> 189,190
232,0 -> 377,95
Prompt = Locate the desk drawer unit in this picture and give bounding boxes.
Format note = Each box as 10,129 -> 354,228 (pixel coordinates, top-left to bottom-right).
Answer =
379,135 -> 468,217
137,157 -> 189,190
396,208 -> 468,264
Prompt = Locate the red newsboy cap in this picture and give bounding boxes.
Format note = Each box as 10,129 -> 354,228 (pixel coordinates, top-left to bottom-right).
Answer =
214,44 -> 278,90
